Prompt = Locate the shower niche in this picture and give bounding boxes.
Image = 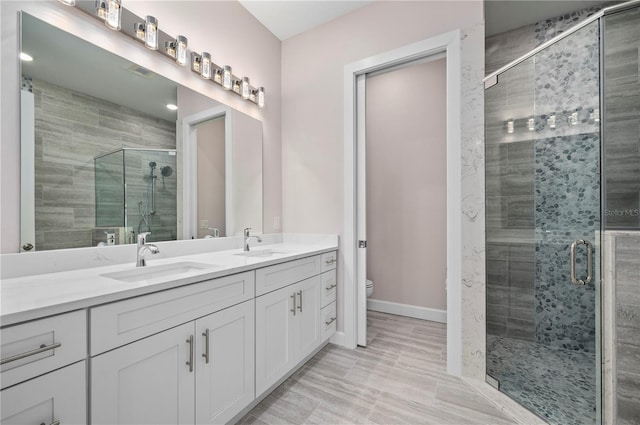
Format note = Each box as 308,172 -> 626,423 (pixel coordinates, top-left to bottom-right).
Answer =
94,148 -> 177,245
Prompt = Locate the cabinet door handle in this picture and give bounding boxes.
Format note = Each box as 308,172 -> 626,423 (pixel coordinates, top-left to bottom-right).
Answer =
186,335 -> 194,372
290,293 -> 296,316
202,329 -> 210,364
325,317 -> 337,325
40,421 -> 60,425
325,283 -> 337,290
0,342 -> 62,365
297,290 -> 303,312
325,258 -> 336,265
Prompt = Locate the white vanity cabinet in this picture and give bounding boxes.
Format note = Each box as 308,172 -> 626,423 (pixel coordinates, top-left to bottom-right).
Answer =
90,272 -> 256,425
0,360 -> 86,424
0,310 -> 87,425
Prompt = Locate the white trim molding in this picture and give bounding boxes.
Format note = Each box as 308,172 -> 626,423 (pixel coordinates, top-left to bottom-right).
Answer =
342,29 -> 465,376
367,300 -> 447,324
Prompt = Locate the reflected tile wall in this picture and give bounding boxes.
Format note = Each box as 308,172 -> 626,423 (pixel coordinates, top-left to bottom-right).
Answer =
32,79 -> 176,250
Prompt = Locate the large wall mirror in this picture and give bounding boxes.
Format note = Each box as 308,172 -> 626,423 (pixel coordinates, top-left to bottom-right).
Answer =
20,13 -> 263,252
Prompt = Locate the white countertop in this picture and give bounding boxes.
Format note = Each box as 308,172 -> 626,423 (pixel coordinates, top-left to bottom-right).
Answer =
1,236 -> 338,327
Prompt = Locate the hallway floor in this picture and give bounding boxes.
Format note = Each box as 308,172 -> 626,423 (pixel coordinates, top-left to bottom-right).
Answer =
239,311 -> 517,425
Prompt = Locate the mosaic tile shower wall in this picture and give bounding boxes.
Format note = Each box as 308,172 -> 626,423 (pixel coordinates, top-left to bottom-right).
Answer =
532,21 -> 600,353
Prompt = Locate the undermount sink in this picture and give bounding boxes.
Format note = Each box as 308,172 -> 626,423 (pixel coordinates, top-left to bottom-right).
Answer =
234,249 -> 291,258
102,262 -> 216,283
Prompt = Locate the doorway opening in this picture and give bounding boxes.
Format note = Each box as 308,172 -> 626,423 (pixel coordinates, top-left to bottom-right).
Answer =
360,54 -> 448,344
343,30 -> 464,376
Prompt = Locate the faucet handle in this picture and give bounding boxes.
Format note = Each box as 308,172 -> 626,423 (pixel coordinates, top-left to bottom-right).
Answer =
137,232 -> 151,244
244,227 -> 251,237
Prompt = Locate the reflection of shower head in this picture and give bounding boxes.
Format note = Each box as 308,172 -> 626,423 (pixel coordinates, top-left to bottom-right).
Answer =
161,165 -> 173,177
149,161 -> 157,168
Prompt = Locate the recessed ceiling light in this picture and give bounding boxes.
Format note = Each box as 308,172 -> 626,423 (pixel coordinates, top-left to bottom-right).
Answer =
20,52 -> 34,62
166,104 -> 178,111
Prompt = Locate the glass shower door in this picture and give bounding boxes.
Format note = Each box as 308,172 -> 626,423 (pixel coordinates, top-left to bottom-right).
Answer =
485,21 -> 600,425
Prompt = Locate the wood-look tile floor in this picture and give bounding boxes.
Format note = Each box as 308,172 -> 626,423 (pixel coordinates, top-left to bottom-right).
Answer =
239,311 -> 517,425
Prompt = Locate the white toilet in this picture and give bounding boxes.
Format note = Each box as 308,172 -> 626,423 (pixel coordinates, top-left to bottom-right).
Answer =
366,279 -> 374,298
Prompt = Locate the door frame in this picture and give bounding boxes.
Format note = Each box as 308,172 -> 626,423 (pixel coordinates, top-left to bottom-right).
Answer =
181,106 -> 233,239
342,30 -> 463,375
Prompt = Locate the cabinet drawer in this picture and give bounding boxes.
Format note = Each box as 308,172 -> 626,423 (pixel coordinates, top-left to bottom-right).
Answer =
0,310 -> 86,390
1,360 -> 86,424
320,270 -> 337,308
321,302 -> 337,342
90,271 -> 254,355
255,255 -> 321,296
321,251 -> 337,273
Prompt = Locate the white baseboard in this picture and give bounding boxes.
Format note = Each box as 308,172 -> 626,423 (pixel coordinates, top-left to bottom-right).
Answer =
329,331 -> 348,348
367,299 -> 447,323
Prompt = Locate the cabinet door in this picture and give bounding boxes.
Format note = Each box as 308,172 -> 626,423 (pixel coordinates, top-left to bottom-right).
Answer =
255,286 -> 296,396
195,300 -> 255,425
91,322 -> 195,425
1,361 -> 86,425
296,275 -> 322,360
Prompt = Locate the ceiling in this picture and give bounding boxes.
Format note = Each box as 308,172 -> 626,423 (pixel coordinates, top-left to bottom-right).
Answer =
238,0 -> 614,40
238,0 -> 373,40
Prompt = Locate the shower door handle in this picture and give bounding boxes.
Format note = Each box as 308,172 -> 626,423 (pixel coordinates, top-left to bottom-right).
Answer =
570,239 -> 593,286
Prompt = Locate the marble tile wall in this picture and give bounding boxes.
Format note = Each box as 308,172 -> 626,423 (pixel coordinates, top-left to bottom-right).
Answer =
32,79 -> 176,250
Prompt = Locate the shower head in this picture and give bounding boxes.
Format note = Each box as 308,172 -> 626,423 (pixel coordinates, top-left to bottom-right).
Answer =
149,161 -> 157,168
160,165 -> 173,177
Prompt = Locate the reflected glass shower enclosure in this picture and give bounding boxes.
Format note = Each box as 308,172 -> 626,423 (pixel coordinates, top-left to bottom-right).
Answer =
95,148 -> 177,243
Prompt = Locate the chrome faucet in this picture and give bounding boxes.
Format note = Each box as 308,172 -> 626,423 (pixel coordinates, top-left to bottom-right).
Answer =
244,227 -> 262,252
136,232 -> 159,267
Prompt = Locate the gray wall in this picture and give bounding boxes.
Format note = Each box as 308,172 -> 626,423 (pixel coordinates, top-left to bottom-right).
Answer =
32,79 -> 176,250
613,232 -> 640,425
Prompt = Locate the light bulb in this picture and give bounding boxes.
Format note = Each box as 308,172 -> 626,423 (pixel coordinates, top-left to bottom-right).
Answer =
223,66 -> 232,90
165,41 -> 176,58
257,87 -> 265,108
59,0 -> 76,6
506,119 -> 514,134
134,22 -> 145,41
175,35 -> 188,66
105,0 -> 121,30
96,0 -> 108,19
145,16 -> 158,50
241,77 -> 250,99
201,52 -> 212,79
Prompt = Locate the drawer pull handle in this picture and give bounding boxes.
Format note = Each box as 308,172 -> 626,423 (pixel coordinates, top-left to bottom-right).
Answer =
40,421 -> 60,425
290,294 -> 296,316
0,342 -> 62,365
297,290 -> 303,312
186,335 -> 194,372
325,258 -> 336,265
325,283 -> 337,290
202,329 -> 210,364
325,317 -> 337,325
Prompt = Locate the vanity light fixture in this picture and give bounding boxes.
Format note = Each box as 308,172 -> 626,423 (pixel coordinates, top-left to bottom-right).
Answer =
72,1 -> 265,107
528,117 -> 535,131
134,22 -> 145,41
19,52 -> 34,62
145,16 -> 158,50
175,35 -> 188,66
59,0 -> 76,6
241,77 -> 250,99
165,41 -> 177,58
590,108 -> 600,123
222,66 -> 233,90
191,52 -> 201,73
166,103 -> 178,111
213,68 -> 223,84
96,0 -> 108,20
105,0 -> 122,30
200,52 -> 212,80
547,114 -> 556,129
506,119 -> 514,134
